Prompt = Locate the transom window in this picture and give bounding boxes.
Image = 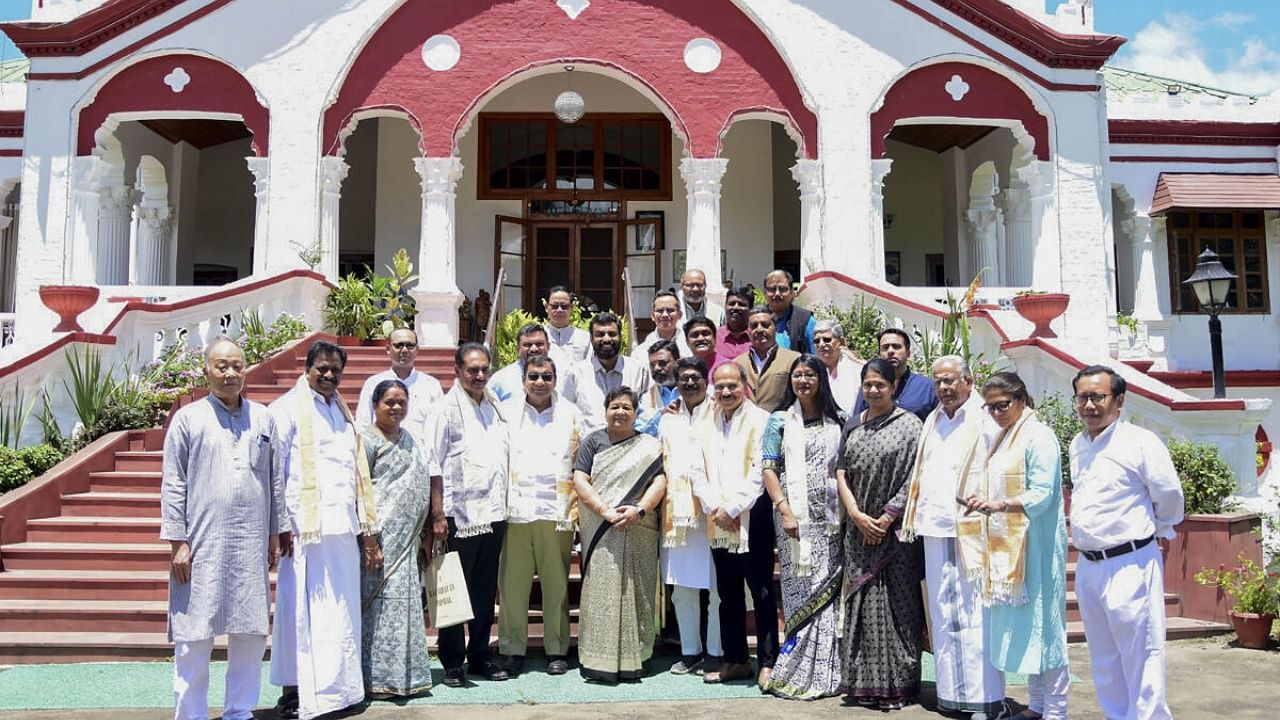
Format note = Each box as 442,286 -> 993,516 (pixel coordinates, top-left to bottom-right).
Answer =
480,113 -> 670,200
1167,209 -> 1270,314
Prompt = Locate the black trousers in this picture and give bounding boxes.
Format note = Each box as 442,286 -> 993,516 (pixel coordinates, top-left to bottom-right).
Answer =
438,519 -> 506,670
711,493 -> 779,667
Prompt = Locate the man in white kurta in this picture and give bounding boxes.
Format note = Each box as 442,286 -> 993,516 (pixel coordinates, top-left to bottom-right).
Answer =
162,340 -> 286,720
270,341 -> 379,720
630,290 -> 693,360
498,354 -> 580,677
899,355 -> 1004,719
355,327 -> 442,437
677,268 -> 725,326
658,356 -> 722,676
543,286 -> 590,370
560,312 -> 651,433
1070,365 -> 1184,720
813,320 -> 864,414
487,323 -> 549,404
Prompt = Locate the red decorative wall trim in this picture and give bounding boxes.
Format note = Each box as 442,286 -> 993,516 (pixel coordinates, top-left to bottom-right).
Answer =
1147,370 -> 1280,389
1,0 -> 185,56
870,61 -> 1051,160
76,54 -> 268,156
1110,155 -> 1277,165
0,332 -> 117,382
1109,120 -> 1280,147
322,0 -> 816,158
0,150 -> 21,157
927,0 -> 1125,70
0,111 -> 23,138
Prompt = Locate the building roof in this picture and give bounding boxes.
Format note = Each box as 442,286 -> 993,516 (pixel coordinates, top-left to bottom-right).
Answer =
0,58 -> 29,84
1103,66 -> 1259,105
1150,173 -> 1280,215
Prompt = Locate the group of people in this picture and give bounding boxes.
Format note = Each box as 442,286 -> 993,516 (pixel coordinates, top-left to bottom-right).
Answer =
161,268 -> 1186,720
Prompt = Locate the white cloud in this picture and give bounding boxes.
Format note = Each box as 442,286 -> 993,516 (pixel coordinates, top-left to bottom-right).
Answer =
1116,13 -> 1280,95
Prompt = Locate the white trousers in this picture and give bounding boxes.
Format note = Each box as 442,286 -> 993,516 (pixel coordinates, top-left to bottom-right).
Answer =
173,634 -> 266,720
1076,541 -> 1172,720
923,537 -> 1006,714
1027,665 -> 1070,719
269,533 -> 364,720
671,584 -> 723,658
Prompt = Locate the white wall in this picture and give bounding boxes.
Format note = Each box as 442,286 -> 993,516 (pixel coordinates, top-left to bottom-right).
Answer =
883,139 -> 944,286
720,119 -> 777,289
189,137 -> 256,281
373,119 -> 422,271
338,119 -> 379,260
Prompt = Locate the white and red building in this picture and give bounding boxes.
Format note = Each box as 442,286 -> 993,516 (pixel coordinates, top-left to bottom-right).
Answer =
0,0 -> 1276,498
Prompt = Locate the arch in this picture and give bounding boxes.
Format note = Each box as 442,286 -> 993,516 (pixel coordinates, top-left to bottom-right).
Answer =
77,53 -> 269,156
969,160 -> 1000,203
321,0 -> 815,159
871,60 -> 1050,161
135,155 -> 168,207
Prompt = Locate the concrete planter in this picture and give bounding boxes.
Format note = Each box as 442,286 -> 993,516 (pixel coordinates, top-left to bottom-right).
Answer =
1012,292 -> 1070,339
1230,611 -> 1276,649
1163,512 -> 1263,623
38,285 -> 100,333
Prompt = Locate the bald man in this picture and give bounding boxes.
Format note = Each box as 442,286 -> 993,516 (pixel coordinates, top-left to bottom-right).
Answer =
677,269 -> 724,326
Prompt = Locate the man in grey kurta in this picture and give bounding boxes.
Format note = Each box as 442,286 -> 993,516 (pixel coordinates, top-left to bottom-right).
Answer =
161,339 -> 287,720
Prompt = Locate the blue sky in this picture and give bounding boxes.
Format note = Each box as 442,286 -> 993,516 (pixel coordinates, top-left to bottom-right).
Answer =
0,2 -> 1278,94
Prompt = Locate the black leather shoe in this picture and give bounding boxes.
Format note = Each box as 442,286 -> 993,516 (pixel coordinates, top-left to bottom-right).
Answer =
546,656 -> 569,675
503,654 -> 525,677
442,667 -> 466,688
470,660 -> 510,681
274,689 -> 299,719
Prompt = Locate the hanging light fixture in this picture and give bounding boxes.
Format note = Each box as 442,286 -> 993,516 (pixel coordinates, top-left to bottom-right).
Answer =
554,65 -> 585,124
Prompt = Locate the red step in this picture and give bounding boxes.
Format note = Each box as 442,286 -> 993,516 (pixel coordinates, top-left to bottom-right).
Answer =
0,542 -> 170,572
112,451 -> 163,472
0,570 -> 170,601
26,517 -> 162,544
62,492 -> 160,518
88,471 -> 162,493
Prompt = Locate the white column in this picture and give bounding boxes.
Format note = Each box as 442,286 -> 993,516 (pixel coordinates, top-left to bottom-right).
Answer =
96,185 -> 136,285
791,159 -> 825,277
869,158 -> 893,283
411,156 -> 465,347
68,156 -> 110,284
134,206 -> 174,286
319,156 -> 349,280
1126,213 -> 1163,321
680,157 -> 729,292
966,204 -> 1005,284
246,157 -> 270,275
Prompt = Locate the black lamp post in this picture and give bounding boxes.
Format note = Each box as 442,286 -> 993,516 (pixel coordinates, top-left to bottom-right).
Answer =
1181,248 -> 1236,399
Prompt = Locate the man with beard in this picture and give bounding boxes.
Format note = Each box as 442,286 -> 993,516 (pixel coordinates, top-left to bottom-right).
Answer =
733,307 -> 800,413
851,328 -> 937,421
356,328 -> 442,438
677,269 -> 724,325
543,286 -> 590,370
488,323 -> 549,403
632,290 -> 692,360
561,311 -> 652,432
716,287 -> 754,363
638,339 -> 681,436
684,316 -> 729,374
764,270 -> 815,354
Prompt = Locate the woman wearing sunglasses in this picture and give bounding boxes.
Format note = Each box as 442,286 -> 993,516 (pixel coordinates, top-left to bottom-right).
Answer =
958,372 -> 1069,720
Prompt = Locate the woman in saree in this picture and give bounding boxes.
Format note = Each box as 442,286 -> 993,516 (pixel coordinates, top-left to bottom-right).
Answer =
572,386 -> 668,683
761,354 -> 847,700
837,357 -> 925,711
960,372 -> 1068,720
359,379 -> 432,698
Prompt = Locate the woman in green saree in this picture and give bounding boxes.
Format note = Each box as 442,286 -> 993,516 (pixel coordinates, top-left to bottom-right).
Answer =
572,387 -> 667,683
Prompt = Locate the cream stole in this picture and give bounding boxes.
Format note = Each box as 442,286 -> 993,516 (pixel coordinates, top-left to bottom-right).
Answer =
781,402 -> 841,577
659,399 -> 713,548
899,405 -> 983,542
506,398 -> 580,532
448,386 -> 508,537
702,401 -> 766,553
955,408 -> 1036,606
291,375 -> 379,545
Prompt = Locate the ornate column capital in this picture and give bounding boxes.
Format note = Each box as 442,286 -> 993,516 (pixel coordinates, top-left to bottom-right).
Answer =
414,156 -> 464,198
99,185 -> 138,221
320,156 -> 349,196
245,156 -> 270,199
790,158 -> 822,198
73,155 -> 111,191
1121,213 -> 1152,244
870,158 -> 893,203
136,205 -> 173,228
679,157 -> 729,195
966,207 -> 1004,231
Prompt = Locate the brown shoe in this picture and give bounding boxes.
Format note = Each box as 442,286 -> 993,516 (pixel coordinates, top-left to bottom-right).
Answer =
711,662 -> 753,684
756,665 -> 772,690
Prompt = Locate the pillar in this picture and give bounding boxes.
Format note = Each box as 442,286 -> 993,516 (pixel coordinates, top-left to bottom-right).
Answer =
318,156 -> 348,280
96,185 -> 136,285
411,156 -> 465,346
870,158 -> 893,283
134,206 -> 174,286
791,159 -> 825,277
680,157 -> 729,292
966,204 -> 1004,285
67,156 -> 110,284
246,157 -> 270,275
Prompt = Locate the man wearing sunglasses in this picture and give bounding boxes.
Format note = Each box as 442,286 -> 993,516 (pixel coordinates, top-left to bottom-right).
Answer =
1069,365 -> 1183,720
543,286 -> 590,370
355,327 -> 443,439
763,269 -> 815,355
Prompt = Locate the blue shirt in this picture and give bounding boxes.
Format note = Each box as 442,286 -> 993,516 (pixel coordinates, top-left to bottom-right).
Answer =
637,384 -> 681,437
851,367 -> 938,421
775,306 -> 816,354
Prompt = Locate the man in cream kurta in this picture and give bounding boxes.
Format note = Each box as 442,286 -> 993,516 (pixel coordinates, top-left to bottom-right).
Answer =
270,341 -> 380,720
899,356 -> 1004,720
428,342 -> 511,687
658,356 -> 722,676
543,286 -> 590,370
355,327 -> 442,438
162,340 -> 286,720
560,311 -> 651,433
498,355 -> 581,677
1070,365 -> 1183,720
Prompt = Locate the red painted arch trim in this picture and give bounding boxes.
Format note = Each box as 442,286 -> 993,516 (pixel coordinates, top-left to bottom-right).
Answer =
870,61 -> 1051,160
927,0 -> 1125,69
0,332 -> 118,381
1109,120 -> 1280,147
100,269 -> 332,335
76,53 -> 269,156
1001,338 -> 1247,411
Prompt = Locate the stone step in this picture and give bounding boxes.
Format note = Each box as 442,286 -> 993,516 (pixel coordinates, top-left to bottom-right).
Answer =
111,451 -> 164,472
61,491 -> 160,518
88,470 -> 162,493
25,516 -> 162,544
0,542 -> 170,572
0,569 -> 171,601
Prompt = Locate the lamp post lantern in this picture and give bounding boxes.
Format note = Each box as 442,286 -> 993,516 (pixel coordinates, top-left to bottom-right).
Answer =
1181,247 -> 1236,399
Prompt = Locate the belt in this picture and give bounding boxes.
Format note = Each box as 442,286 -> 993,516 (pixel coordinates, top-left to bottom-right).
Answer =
1079,535 -> 1154,562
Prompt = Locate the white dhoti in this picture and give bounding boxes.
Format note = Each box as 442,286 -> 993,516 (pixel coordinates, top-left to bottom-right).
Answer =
1076,541 -> 1172,720
662,516 -> 723,659
174,634 -> 267,720
1027,665 -> 1070,719
270,533 -> 364,720
924,536 -> 1005,715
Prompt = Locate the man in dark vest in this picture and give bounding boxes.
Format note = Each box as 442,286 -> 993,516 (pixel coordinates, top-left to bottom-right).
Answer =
763,269 -> 814,355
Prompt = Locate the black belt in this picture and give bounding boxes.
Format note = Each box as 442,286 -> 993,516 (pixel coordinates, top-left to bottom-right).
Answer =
1080,535 -> 1154,562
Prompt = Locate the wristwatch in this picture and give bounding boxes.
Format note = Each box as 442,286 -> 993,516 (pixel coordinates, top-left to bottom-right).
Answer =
636,507 -> 647,519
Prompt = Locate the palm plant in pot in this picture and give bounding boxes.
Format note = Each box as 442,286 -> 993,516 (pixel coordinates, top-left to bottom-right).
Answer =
1195,551 -> 1280,649
323,274 -> 379,343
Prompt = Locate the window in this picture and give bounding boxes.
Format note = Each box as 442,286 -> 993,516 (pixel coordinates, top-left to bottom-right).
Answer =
480,114 -> 670,200
1167,210 -> 1270,314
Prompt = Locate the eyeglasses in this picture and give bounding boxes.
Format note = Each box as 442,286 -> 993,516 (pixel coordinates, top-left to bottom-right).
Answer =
813,336 -> 836,345
790,372 -> 820,382
984,399 -> 1015,413
390,342 -> 415,350
546,302 -> 571,310
526,372 -> 554,382
652,307 -> 679,315
678,375 -> 707,385
764,285 -> 791,295
1073,393 -> 1112,406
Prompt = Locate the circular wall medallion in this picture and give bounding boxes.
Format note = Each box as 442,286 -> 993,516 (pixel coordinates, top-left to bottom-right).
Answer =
683,38 -> 722,74
421,35 -> 461,71
554,90 -> 586,124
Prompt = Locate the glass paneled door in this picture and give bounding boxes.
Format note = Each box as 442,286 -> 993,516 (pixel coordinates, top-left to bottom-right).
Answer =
533,223 -> 617,313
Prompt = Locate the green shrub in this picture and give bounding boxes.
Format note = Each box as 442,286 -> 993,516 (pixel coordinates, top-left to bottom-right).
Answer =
813,296 -> 885,362
1168,439 -> 1238,515
492,300 -> 631,370
1037,393 -> 1086,489
240,310 -> 309,365
0,446 -> 34,492
17,444 -> 63,477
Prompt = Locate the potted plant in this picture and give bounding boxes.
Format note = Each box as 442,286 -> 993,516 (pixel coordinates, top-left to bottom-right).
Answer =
1012,289 -> 1070,339
1195,552 -> 1280,649
323,275 -> 378,343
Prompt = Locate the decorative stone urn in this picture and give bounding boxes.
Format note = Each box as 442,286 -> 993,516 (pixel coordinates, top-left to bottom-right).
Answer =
39,285 -> 100,333
1012,292 -> 1070,339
